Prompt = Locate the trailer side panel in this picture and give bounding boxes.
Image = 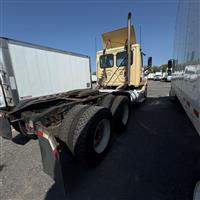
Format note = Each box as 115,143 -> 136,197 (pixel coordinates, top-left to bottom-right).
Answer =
7,42 -> 91,101
172,0 -> 200,135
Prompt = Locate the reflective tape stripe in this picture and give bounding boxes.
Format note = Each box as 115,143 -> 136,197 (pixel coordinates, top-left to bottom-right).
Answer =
37,130 -> 59,160
52,148 -> 59,160
48,135 -> 57,151
37,130 -> 49,139
37,130 -> 43,137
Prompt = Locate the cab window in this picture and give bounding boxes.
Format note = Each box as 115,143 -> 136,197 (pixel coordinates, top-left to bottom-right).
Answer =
116,51 -> 133,67
100,54 -> 114,68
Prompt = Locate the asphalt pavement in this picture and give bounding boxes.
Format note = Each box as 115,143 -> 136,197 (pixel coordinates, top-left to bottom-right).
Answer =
1,80 -> 200,200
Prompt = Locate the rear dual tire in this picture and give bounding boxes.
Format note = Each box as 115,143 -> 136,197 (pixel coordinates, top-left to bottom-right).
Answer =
111,96 -> 131,132
101,94 -> 131,133
59,95 -> 131,165
74,106 -> 112,165
59,105 -> 112,165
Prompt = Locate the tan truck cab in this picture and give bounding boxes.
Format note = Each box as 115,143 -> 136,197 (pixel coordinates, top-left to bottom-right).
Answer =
96,17 -> 151,90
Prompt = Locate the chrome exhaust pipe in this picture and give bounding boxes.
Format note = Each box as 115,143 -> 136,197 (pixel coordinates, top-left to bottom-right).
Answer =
127,12 -> 132,85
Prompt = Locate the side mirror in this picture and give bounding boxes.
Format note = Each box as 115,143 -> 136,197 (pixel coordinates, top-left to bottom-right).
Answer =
148,57 -> 152,67
144,57 -> 152,72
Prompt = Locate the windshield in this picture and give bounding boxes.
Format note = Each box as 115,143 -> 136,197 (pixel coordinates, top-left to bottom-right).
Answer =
116,51 -> 133,67
100,54 -> 114,68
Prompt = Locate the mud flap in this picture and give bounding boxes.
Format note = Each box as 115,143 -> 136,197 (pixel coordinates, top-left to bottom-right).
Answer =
38,135 -> 66,198
0,112 -> 12,139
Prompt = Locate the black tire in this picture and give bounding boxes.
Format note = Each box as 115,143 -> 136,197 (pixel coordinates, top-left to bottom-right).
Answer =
100,94 -> 116,108
74,106 -> 112,165
111,95 -> 131,132
58,105 -> 90,153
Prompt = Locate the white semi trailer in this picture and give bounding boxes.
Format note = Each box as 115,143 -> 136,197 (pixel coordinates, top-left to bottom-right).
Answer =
0,37 -> 91,138
169,0 -> 200,198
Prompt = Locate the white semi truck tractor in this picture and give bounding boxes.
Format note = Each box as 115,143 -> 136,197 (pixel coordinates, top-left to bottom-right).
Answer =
169,0 -> 200,198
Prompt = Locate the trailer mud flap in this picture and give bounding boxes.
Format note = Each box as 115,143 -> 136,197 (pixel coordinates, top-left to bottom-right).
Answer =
0,112 -> 12,139
37,133 -> 66,198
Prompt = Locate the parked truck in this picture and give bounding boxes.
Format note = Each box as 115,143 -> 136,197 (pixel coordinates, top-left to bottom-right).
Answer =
169,0 -> 200,199
0,13 -> 151,183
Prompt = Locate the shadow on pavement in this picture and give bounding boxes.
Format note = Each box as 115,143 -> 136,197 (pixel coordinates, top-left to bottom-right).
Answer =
12,133 -> 31,145
45,96 -> 200,200
0,164 -> 5,172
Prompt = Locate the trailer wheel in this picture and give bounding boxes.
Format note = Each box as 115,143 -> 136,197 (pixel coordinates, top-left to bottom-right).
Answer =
73,106 -> 112,165
58,105 -> 90,153
100,94 -> 116,108
111,96 -> 131,132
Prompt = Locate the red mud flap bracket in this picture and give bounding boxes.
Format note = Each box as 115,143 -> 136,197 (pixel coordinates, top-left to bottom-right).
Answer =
36,129 -> 66,199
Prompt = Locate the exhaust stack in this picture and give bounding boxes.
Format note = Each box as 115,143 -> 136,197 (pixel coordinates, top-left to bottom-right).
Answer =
127,12 -> 132,85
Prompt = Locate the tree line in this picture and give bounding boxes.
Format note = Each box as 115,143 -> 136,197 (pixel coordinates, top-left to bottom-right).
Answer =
146,64 -> 168,73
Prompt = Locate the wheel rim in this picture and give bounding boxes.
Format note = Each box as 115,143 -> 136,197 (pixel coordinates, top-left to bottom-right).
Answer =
122,103 -> 129,125
194,181 -> 200,200
93,119 -> 111,153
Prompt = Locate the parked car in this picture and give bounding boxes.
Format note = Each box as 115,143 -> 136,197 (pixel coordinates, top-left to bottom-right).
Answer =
147,73 -> 155,80
166,75 -> 172,82
153,74 -> 162,81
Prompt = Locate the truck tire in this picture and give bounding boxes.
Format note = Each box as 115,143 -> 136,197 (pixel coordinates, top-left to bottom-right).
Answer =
58,105 -> 90,153
73,106 -> 112,165
111,95 -> 131,132
100,94 -> 116,108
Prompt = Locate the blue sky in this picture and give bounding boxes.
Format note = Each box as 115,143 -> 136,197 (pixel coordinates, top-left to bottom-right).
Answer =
0,0 -> 178,72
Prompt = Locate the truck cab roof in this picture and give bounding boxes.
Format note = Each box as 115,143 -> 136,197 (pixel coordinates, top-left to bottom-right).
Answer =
102,26 -> 136,49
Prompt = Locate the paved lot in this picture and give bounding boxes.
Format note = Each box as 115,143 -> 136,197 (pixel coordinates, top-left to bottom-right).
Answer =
1,80 -> 200,200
